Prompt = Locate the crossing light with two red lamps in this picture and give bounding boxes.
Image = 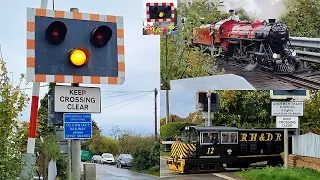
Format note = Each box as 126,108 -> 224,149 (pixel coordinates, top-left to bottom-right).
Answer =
146,2 -> 175,22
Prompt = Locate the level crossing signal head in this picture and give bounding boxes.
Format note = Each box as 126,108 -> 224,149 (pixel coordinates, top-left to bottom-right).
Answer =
26,8 -> 125,85
146,3 -> 175,22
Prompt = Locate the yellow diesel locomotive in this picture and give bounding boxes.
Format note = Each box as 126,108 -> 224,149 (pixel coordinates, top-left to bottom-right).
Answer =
167,126 -> 295,173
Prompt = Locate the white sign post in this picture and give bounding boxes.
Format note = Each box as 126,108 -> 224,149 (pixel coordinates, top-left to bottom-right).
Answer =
276,117 -> 299,128
54,85 -> 101,113
271,101 -> 304,116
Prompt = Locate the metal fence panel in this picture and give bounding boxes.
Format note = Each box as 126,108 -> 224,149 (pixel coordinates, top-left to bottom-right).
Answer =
292,133 -> 320,158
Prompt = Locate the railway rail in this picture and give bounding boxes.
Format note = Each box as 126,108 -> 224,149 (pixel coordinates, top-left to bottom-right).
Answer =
214,61 -> 320,90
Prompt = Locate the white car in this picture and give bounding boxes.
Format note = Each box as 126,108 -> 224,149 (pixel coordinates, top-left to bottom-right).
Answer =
101,153 -> 115,165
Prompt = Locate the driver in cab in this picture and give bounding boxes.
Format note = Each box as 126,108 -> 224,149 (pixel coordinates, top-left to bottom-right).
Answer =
209,133 -> 219,145
227,9 -> 240,22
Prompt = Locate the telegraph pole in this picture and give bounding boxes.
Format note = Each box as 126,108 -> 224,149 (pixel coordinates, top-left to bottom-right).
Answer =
154,88 -> 158,136
166,90 -> 170,124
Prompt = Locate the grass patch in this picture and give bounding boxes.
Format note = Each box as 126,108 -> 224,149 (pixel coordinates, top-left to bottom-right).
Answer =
160,151 -> 171,156
132,168 -> 160,177
235,166 -> 320,180
141,169 -> 160,177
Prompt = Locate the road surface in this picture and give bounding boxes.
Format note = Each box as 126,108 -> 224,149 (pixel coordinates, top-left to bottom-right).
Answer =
160,157 -> 243,180
82,163 -> 159,180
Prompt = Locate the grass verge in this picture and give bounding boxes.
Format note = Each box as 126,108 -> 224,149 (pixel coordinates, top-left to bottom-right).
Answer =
160,151 -> 171,156
132,169 -> 160,177
141,169 -> 160,177
235,166 -> 320,180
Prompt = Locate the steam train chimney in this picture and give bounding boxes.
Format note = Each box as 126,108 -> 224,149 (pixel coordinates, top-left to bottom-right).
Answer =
268,19 -> 276,24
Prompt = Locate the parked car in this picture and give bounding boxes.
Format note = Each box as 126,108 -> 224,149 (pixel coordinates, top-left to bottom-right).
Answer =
101,153 -> 115,165
91,155 -> 102,164
116,154 -> 133,168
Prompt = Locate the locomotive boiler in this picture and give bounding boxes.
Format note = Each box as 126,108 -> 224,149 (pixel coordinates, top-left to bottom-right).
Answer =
192,19 -> 300,74
167,126 -> 295,173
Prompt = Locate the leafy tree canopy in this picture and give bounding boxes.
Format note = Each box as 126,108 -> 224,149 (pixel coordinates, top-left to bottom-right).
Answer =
281,0 -> 320,37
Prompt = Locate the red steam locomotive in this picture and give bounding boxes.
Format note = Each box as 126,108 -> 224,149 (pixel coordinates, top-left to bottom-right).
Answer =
192,19 -> 300,74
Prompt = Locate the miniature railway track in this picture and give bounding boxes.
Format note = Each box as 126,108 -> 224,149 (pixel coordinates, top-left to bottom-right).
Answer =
215,61 -> 320,90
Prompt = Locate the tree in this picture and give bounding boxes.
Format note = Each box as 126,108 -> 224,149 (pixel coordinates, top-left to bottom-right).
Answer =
300,90 -> 320,134
0,56 -> 29,179
88,134 -> 120,155
214,90 -> 274,128
160,0 -> 228,89
281,0 -> 320,37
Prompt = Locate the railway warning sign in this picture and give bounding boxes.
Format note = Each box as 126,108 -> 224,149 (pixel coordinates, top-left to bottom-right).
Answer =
271,101 -> 304,116
276,117 -> 299,128
54,85 -> 101,113
64,113 -> 92,139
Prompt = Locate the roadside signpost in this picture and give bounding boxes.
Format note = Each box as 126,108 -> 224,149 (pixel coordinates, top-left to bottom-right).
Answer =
64,113 -> 92,139
270,90 -> 308,169
54,86 -> 101,113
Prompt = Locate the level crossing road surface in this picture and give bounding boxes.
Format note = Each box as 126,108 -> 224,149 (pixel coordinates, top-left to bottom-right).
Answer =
160,157 -> 244,180
81,162 -> 159,180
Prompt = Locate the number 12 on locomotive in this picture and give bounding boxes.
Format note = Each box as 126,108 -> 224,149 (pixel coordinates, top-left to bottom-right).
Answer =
207,147 -> 215,154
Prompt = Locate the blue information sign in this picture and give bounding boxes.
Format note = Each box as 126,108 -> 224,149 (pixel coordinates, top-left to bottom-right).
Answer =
64,113 -> 92,139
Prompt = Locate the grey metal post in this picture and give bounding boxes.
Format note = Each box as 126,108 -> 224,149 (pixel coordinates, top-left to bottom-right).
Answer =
70,8 -> 81,179
207,92 -> 211,127
166,90 -> 170,124
68,139 -> 72,180
72,139 -> 81,180
284,128 -> 288,169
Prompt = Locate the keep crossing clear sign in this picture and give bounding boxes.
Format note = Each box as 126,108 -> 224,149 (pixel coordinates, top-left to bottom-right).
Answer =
64,113 -> 92,139
54,85 -> 101,113
276,117 -> 299,128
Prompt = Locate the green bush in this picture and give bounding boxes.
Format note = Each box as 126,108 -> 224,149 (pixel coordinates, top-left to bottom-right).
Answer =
118,133 -> 159,172
56,155 -> 68,180
160,122 -> 197,140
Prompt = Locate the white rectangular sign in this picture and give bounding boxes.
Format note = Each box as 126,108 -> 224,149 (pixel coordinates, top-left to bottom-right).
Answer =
276,117 -> 299,128
271,101 -> 304,116
54,86 -> 101,113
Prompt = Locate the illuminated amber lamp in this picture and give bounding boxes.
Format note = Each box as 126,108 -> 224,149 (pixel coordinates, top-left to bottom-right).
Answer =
159,12 -> 164,18
68,48 -> 91,67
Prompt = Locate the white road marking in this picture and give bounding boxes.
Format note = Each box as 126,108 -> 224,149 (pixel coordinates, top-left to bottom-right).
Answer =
212,173 -> 237,180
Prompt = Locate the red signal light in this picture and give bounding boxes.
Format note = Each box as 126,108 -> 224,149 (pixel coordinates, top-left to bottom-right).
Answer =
163,6 -> 171,13
90,25 -> 112,48
45,21 -> 67,45
160,141 -> 162,144
151,7 -> 158,13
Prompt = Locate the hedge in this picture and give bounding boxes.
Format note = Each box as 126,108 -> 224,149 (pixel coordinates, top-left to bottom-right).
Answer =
160,122 -> 197,140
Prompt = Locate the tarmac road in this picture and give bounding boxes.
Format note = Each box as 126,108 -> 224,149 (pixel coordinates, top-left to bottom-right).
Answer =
160,157 -> 243,180
82,162 -> 159,180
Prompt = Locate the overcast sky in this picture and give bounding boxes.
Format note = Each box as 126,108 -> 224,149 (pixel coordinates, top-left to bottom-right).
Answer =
160,90 -> 197,118
0,0 -> 163,137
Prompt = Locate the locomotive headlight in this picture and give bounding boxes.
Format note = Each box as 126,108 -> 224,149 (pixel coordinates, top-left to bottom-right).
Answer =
292,51 -> 297,56
273,53 -> 278,59
180,155 -> 183,159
